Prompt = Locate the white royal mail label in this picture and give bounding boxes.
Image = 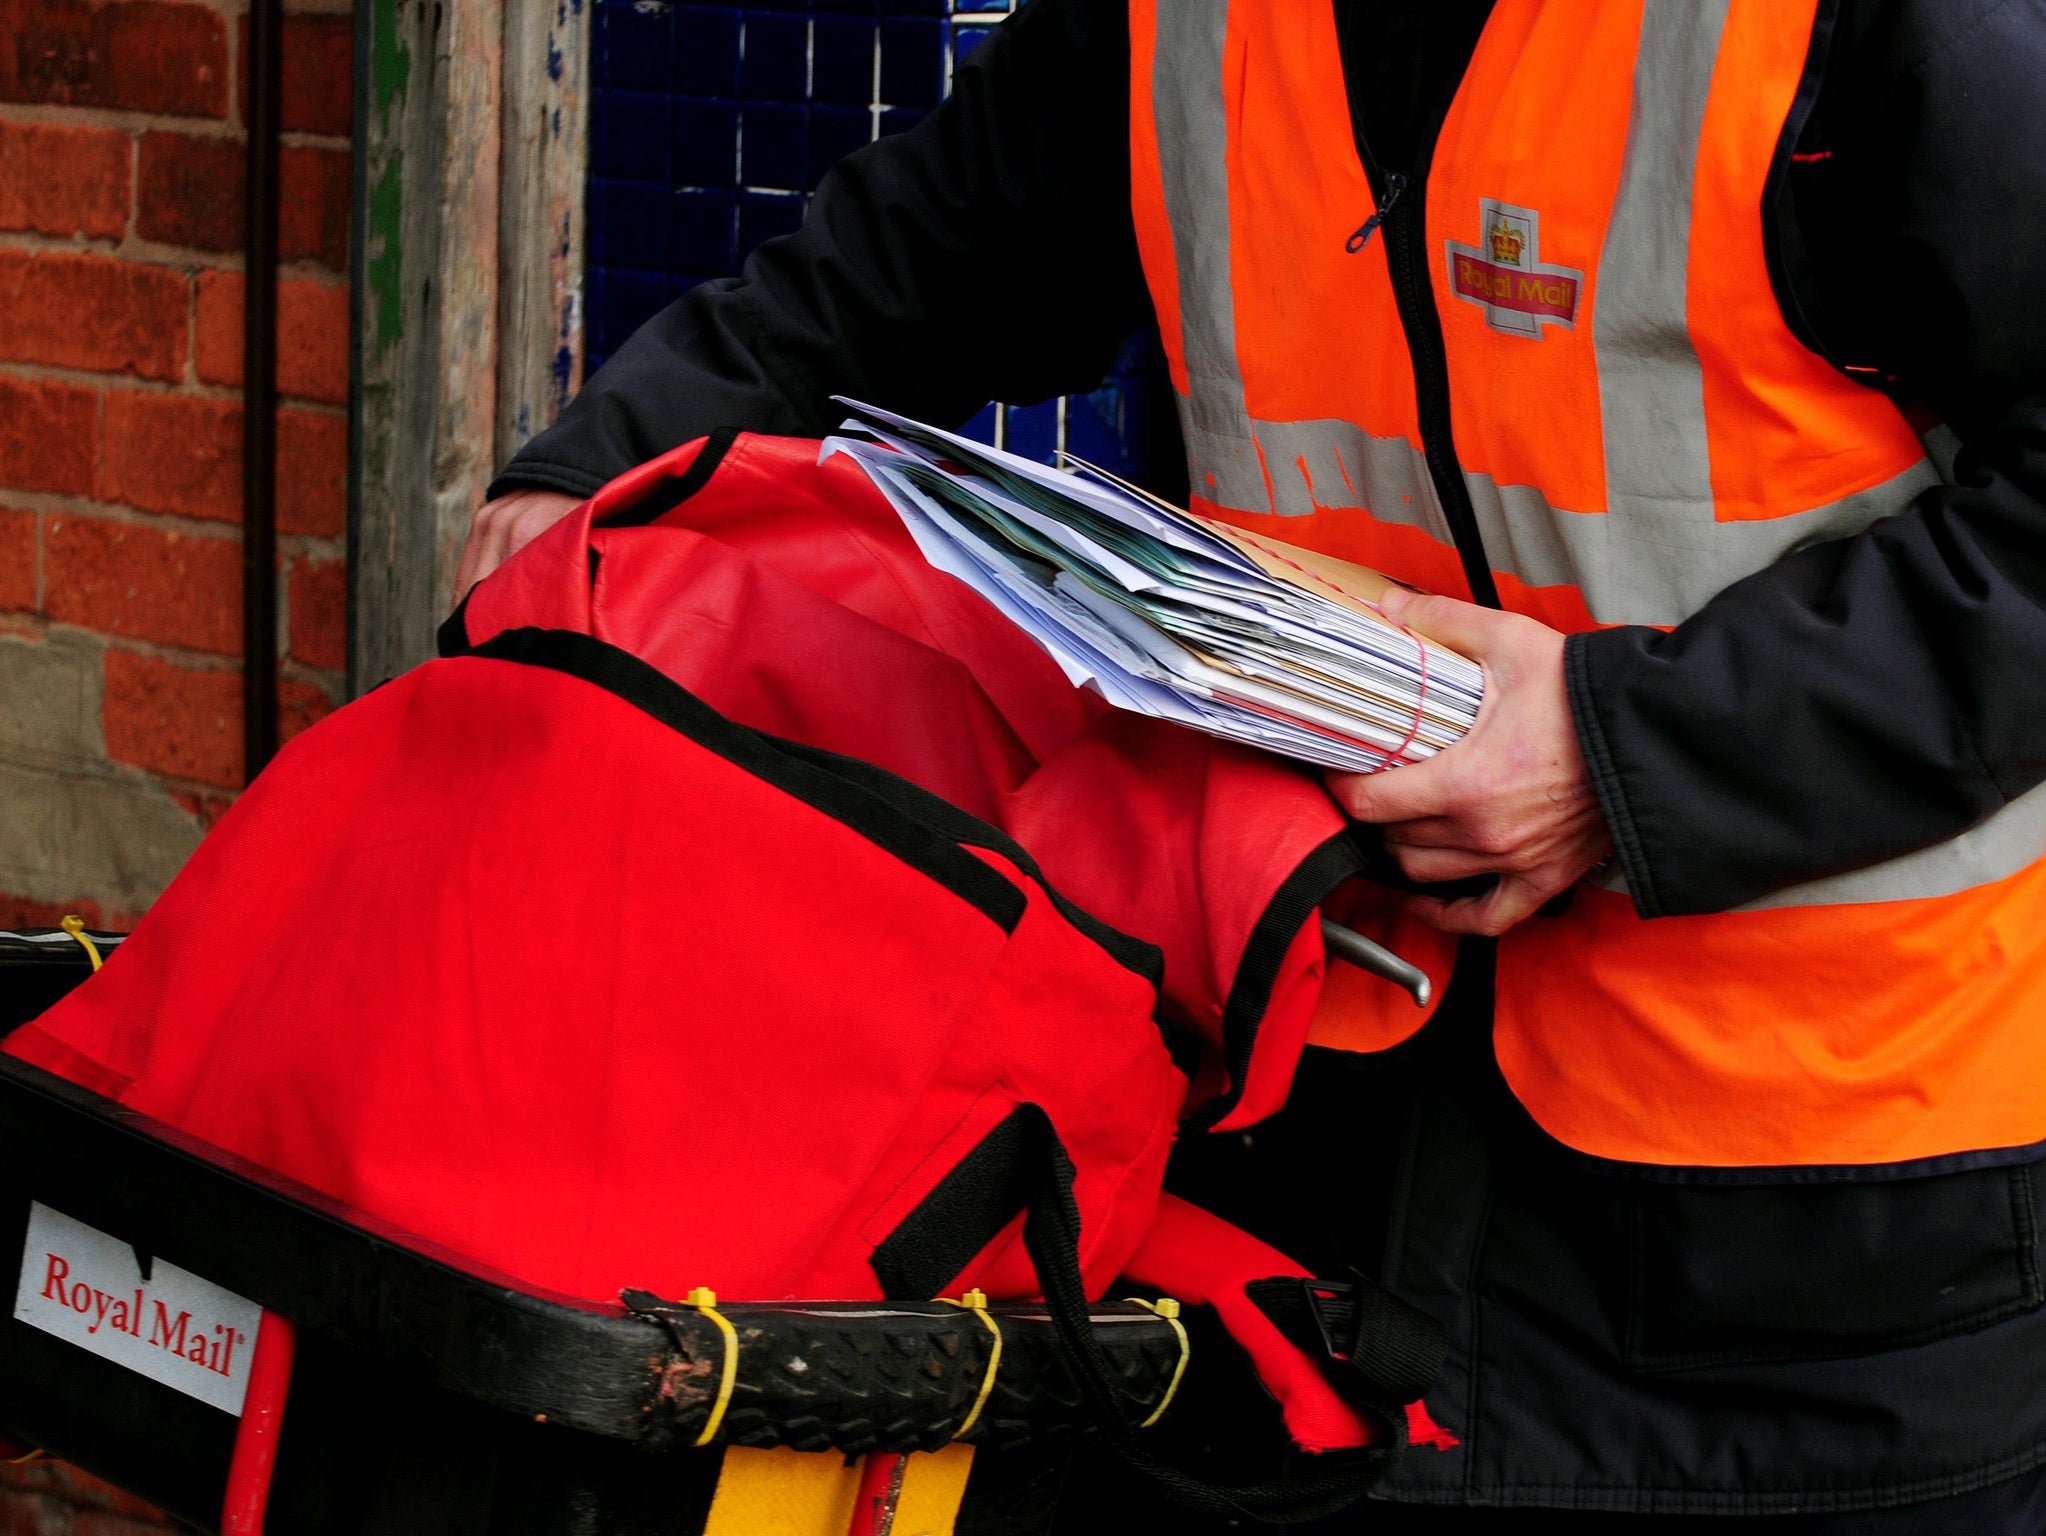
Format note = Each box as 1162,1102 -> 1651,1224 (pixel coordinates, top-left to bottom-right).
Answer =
13,1202 -> 260,1416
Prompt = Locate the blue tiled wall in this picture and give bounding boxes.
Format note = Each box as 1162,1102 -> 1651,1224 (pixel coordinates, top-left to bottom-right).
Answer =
586,0 -> 1168,486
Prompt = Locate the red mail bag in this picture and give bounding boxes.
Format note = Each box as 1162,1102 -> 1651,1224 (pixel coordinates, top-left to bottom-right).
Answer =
10,433 -> 1446,1521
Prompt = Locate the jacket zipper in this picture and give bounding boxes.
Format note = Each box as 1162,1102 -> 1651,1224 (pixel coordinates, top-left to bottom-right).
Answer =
1346,171 -> 1404,252
1349,147 -> 1503,610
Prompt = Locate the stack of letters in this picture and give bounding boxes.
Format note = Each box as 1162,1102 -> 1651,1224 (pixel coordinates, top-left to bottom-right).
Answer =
827,400 -> 1482,774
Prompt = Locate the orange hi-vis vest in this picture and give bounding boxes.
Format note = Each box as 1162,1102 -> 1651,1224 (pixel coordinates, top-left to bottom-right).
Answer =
1129,0 -> 2046,1170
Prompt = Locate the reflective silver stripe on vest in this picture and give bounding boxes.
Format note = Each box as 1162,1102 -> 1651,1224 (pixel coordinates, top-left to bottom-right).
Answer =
1242,415 -> 1457,544
1592,0 -> 1727,533
1154,0 -> 1269,514
1223,412 -> 1938,624
1463,458 -> 1942,624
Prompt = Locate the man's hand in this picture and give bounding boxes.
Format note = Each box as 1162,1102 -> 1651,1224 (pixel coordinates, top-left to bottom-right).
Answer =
1327,588 -> 1613,937
454,489 -> 584,603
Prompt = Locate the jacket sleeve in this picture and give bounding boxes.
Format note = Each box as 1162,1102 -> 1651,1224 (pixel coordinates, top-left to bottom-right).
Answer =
1567,0 -> 2046,918
490,0 -> 1149,503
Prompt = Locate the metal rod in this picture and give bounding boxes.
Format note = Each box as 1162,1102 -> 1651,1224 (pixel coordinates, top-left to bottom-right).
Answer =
1320,917 -> 1432,1009
242,0 -> 283,781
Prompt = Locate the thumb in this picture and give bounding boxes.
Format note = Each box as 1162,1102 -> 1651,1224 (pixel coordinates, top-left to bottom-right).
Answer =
1378,588 -> 1508,660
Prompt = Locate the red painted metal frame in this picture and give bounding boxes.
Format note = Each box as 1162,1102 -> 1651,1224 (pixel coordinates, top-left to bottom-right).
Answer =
220,1311 -> 296,1536
846,1452 -> 907,1536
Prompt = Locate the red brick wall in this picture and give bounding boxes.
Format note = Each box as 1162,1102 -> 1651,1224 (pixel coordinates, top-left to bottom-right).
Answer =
0,2 -> 350,1519
0,0 -> 350,933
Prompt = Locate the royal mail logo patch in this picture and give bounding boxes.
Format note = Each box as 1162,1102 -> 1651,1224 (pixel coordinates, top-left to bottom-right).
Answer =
1446,199 -> 1583,338
14,1202 -> 260,1415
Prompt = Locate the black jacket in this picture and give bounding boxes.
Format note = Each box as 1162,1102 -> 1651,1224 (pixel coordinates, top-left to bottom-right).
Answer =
498,0 -> 2046,920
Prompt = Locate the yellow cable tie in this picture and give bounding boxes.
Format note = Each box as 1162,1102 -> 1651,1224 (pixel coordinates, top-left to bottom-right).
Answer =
5,1447 -> 45,1466
941,1289 -> 1003,1441
684,1287 -> 739,1448
1124,1297 -> 1190,1429
59,916 -> 102,973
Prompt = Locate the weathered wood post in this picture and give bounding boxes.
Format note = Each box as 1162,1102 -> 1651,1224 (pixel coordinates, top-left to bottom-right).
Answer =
350,0 -> 588,695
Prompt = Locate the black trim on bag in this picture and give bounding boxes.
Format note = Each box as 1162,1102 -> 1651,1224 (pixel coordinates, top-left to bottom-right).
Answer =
572,427 -> 1161,993
437,589 -> 475,659
881,1101 -> 1408,1515
770,736 -> 1189,1075
1015,1107 -> 1400,1521
453,412 -> 1169,1030
870,1105 -> 1037,1300
464,627 -> 1026,935
594,427 -> 741,528
767,735 -> 1164,992
435,550 -> 607,662
1188,831 -> 1371,1133
557,427 -> 1162,995
1244,1275 -> 1444,1412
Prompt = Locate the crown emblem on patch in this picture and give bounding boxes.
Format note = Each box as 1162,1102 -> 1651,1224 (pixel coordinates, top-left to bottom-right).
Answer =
1487,218 -> 1525,265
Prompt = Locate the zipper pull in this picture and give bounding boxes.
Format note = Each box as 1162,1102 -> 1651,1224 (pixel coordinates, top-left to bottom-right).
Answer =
1346,171 -> 1408,253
